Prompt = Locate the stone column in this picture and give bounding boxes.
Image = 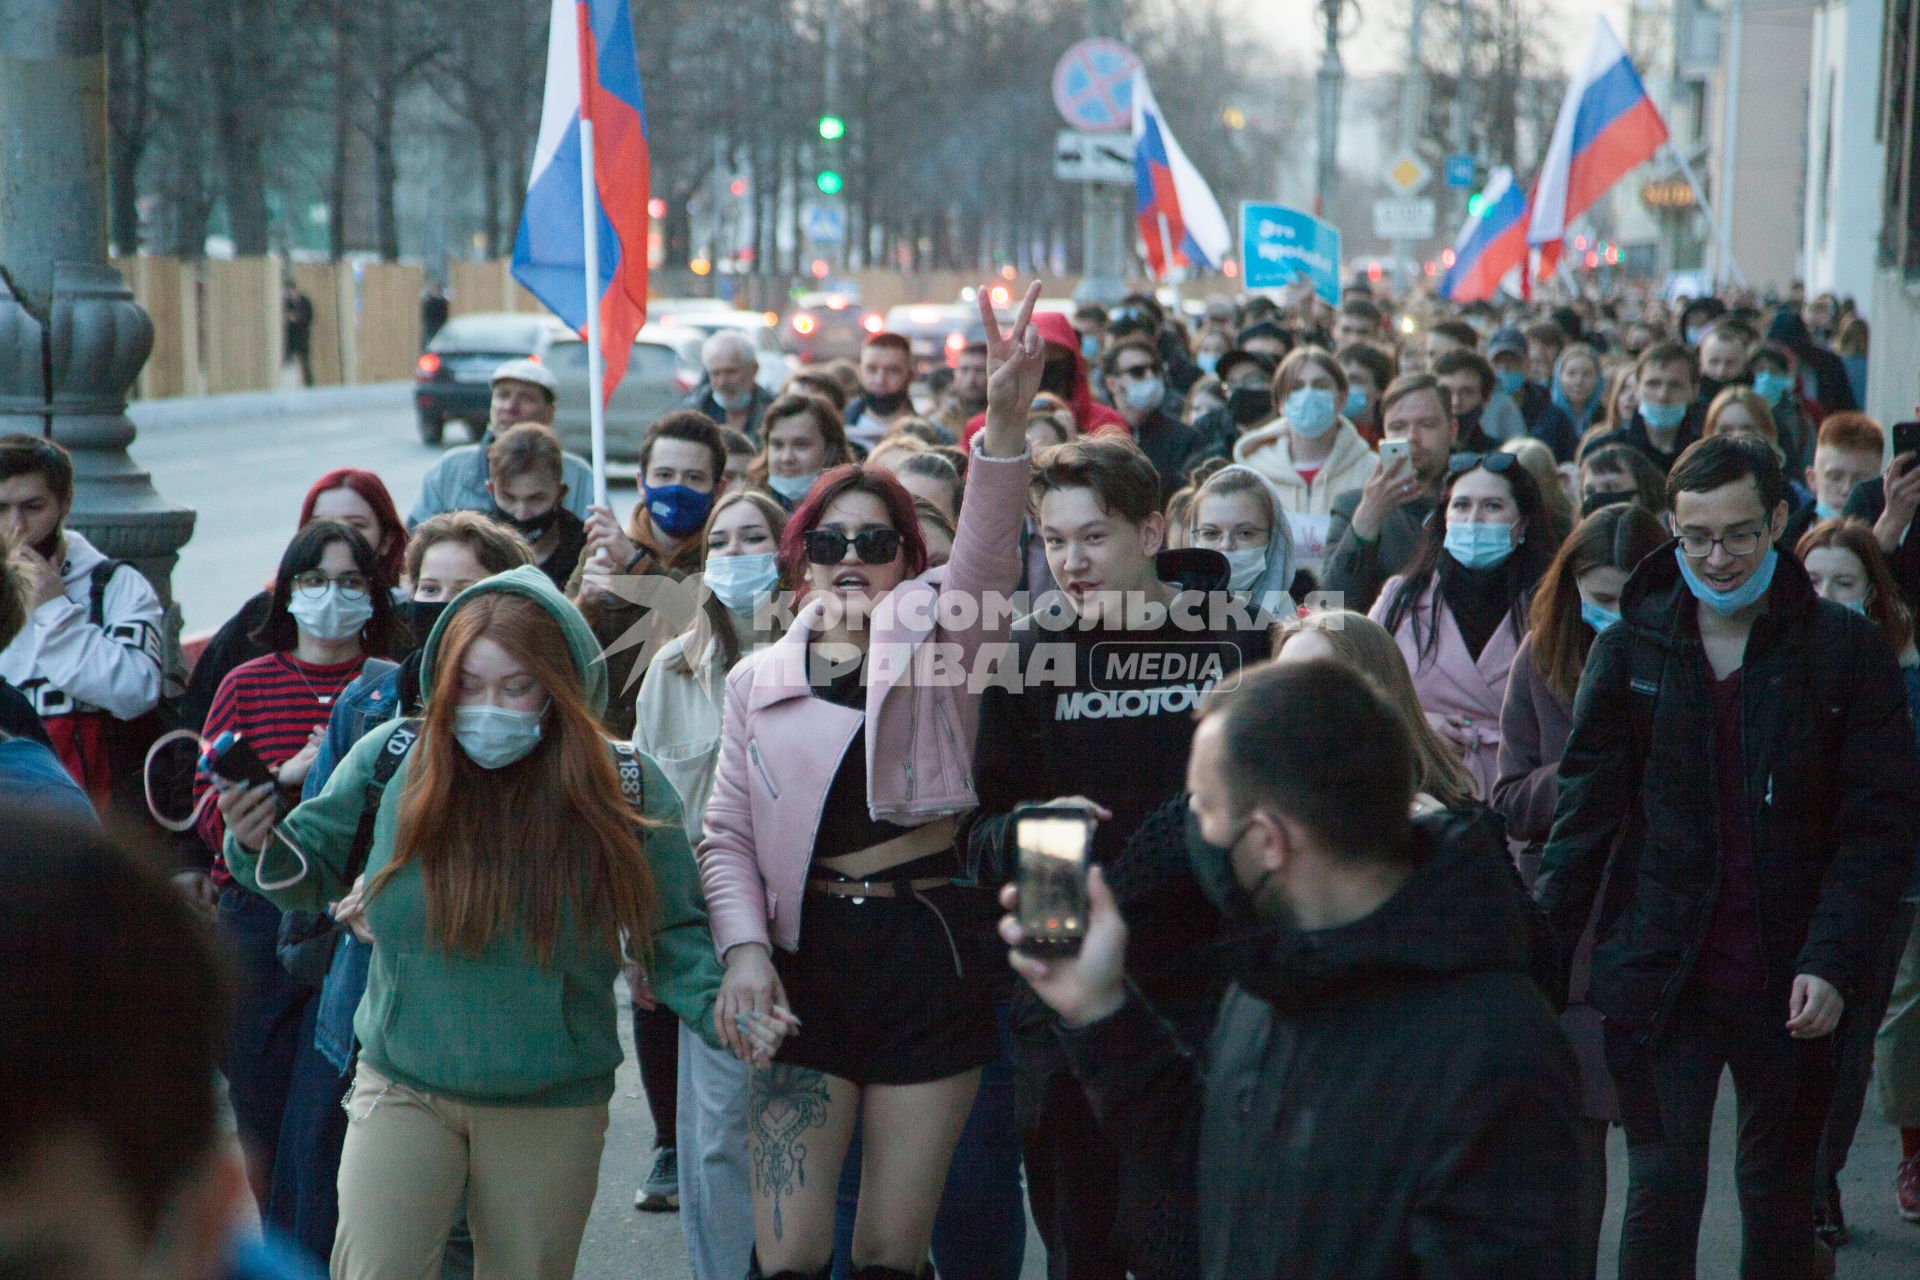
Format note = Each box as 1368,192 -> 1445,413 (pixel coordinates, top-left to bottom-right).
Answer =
0,0 -> 195,606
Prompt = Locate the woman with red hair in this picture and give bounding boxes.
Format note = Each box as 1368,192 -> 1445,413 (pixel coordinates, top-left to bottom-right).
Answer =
185,469 -> 409,729
699,284 -> 1041,1279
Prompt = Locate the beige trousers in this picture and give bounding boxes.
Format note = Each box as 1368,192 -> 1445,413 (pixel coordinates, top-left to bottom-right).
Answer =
331,1064 -> 608,1280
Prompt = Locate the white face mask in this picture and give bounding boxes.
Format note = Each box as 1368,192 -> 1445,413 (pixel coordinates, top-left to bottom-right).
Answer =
1222,546 -> 1268,592
453,702 -> 547,769
288,584 -> 375,642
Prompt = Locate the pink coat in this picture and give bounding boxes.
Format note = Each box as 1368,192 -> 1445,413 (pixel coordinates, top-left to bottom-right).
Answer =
697,448 -> 1029,956
1369,573 -> 1521,800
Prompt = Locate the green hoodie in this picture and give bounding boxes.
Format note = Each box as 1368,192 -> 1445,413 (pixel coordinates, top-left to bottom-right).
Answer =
225,566 -> 722,1107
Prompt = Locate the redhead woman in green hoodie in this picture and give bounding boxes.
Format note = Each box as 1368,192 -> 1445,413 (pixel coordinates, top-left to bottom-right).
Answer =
219,567 -> 768,1280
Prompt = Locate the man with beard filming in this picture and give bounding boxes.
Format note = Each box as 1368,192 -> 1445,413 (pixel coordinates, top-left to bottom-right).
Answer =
1001,658 -> 1582,1279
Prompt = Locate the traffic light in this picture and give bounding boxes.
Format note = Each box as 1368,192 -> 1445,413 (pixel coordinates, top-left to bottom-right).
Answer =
1467,192 -> 1488,218
818,114 -> 846,141
816,169 -> 844,195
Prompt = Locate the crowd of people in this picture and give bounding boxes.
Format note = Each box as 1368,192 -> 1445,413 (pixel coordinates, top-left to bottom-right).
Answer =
1,273 -> 1917,1280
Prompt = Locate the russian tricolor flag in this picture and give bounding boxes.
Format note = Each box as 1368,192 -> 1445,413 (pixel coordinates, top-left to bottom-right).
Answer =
1527,14 -> 1668,272
1131,71 -> 1231,278
512,0 -> 650,411
1441,168 -> 1529,303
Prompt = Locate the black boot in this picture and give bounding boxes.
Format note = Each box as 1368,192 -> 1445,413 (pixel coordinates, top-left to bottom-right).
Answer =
746,1253 -> 832,1280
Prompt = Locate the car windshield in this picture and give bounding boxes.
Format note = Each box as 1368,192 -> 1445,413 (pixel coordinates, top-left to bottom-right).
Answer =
430,316 -> 549,354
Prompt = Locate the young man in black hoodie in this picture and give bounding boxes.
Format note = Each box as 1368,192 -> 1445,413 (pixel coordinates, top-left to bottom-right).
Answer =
1003,659 -> 1584,1279
962,435 -> 1270,1280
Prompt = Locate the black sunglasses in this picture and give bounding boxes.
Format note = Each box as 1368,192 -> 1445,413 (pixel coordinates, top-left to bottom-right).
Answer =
1447,451 -> 1519,475
804,527 -> 903,566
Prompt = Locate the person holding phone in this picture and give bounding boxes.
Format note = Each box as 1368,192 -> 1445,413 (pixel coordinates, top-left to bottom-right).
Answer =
1324,374 -> 1461,614
1841,416 -> 1920,609
962,435 -> 1272,1280
1002,658 -> 1585,1278
697,283 -> 1040,1280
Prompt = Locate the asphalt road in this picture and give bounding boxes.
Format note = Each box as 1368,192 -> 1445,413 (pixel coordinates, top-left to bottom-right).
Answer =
133,389 -> 1920,1278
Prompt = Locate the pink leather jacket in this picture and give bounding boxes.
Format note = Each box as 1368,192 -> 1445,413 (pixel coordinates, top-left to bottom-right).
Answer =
697,446 -> 1029,956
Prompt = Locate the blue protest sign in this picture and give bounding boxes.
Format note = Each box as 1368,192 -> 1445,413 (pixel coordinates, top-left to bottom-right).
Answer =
1240,203 -> 1342,304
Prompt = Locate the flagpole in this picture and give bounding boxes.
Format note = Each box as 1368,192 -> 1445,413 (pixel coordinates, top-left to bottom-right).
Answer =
1667,144 -> 1744,289
575,13 -> 610,510
1156,212 -> 1183,310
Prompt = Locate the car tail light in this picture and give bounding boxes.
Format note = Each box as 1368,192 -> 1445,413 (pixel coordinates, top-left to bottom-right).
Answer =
673,370 -> 696,395
861,313 -> 883,334
415,353 -> 442,378
792,313 -> 818,336
944,332 -> 965,351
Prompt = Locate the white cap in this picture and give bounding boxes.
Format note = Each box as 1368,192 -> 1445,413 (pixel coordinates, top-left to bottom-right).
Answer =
490,357 -> 558,396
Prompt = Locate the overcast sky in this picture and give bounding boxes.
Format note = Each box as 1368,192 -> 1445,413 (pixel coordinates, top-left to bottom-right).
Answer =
1224,0 -> 1635,78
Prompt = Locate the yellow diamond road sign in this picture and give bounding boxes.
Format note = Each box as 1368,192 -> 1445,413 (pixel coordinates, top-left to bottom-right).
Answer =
1384,151 -> 1432,196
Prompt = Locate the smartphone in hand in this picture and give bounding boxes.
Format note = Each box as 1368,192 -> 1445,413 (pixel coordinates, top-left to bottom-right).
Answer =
1014,805 -> 1095,956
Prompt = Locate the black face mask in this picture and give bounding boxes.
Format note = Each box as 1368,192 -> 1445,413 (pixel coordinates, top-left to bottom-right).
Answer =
1455,406 -> 1484,440
489,505 -> 558,542
31,530 -> 60,563
1580,489 -> 1633,518
1185,809 -> 1270,925
863,389 -> 910,417
403,599 -> 450,644
1039,359 -> 1077,401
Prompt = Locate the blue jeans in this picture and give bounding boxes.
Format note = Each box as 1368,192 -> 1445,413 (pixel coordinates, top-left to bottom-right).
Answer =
265,997 -> 351,1265
831,1003 -> 1024,1280
217,884 -> 310,1207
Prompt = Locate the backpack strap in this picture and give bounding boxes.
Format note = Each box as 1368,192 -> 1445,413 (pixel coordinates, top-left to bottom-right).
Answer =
608,740 -> 646,811
345,718 -> 421,881
87,559 -> 125,628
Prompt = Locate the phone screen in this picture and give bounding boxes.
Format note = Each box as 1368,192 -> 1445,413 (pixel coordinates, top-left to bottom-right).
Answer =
1895,421 -> 1920,460
1015,811 -> 1092,953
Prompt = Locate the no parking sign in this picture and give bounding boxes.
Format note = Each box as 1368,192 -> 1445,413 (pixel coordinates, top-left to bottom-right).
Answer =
1052,39 -> 1140,134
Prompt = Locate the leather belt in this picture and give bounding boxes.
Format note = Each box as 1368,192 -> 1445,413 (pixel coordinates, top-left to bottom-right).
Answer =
807,875 -> 954,901
815,814 -> 958,881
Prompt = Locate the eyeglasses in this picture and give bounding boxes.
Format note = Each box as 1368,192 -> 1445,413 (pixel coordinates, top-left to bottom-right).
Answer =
804,527 -> 902,566
1674,527 -> 1768,559
1447,451 -> 1518,475
293,571 -> 371,599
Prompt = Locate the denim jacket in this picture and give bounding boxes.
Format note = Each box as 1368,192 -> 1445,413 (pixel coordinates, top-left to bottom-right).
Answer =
304,658 -> 404,1072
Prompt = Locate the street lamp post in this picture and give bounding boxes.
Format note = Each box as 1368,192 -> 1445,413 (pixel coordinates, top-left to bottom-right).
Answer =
0,0 -> 194,605
1074,0 -> 1130,305
1315,0 -> 1347,220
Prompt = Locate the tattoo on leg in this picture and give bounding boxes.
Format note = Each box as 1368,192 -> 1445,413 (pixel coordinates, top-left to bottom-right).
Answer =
749,1062 -> 831,1241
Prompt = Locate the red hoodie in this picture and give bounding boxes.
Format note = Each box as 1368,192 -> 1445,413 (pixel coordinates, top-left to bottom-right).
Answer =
962,310 -> 1129,447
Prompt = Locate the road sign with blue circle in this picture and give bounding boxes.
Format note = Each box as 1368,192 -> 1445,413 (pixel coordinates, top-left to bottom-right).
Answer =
1052,39 -> 1140,134
1445,154 -> 1476,189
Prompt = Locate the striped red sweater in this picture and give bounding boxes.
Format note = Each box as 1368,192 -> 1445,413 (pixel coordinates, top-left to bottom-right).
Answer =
198,651 -> 365,878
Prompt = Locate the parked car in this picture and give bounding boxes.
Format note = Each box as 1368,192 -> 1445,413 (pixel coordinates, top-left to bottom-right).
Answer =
658,309 -> 797,394
883,303 -> 975,371
413,312 -> 570,445
785,290 -> 880,363
545,331 -> 686,461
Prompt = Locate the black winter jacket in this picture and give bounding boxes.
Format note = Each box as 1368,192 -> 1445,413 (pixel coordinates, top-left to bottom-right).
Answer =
1058,808 -> 1583,1280
1536,545 -> 1920,1035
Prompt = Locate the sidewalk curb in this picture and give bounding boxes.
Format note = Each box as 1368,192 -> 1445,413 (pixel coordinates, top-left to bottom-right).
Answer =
129,382 -> 412,430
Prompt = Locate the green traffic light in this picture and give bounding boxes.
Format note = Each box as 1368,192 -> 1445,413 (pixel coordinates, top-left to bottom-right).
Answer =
816,169 -> 844,195
1467,193 -> 1488,217
818,115 -> 846,141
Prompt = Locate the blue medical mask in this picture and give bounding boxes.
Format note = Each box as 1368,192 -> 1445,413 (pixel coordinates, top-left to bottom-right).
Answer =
453,703 -> 546,769
1639,399 -> 1687,432
1344,386 -> 1368,419
288,585 -> 375,642
1674,545 -> 1779,616
1815,501 -> 1842,523
1496,369 -> 1526,396
1080,334 -> 1100,360
1285,386 -> 1338,438
1443,521 -> 1517,570
704,551 -> 779,611
1840,595 -> 1870,616
1122,376 -> 1165,412
644,483 -> 716,539
1581,600 -> 1622,633
766,470 -> 820,504
1753,370 -> 1792,407
1197,351 -> 1221,375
